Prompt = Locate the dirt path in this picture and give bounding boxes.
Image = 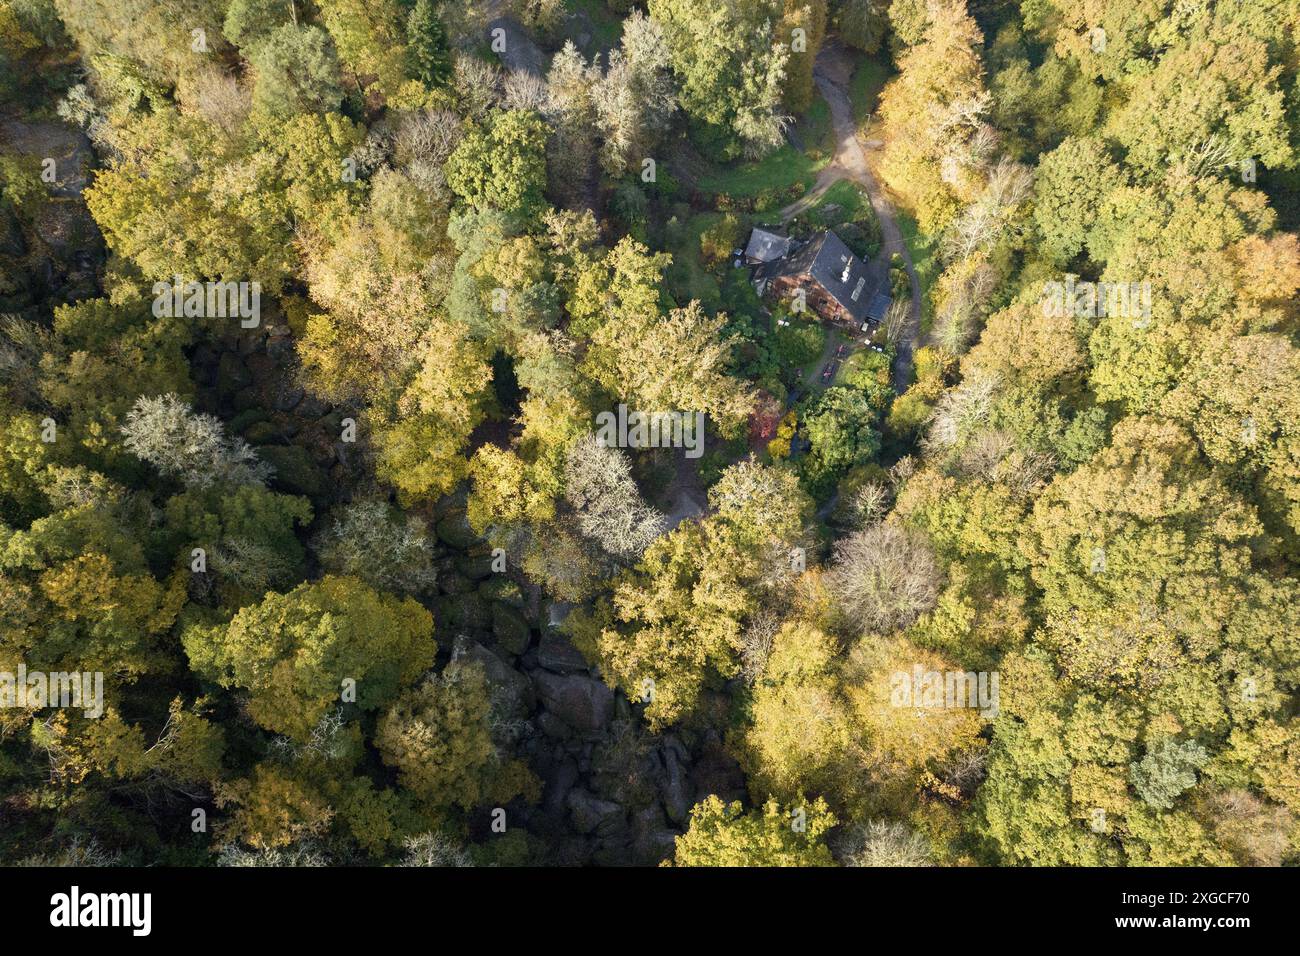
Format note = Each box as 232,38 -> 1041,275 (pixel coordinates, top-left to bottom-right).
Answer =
779,43 -> 923,394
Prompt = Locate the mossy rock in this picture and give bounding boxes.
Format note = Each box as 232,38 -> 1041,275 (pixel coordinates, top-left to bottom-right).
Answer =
435,591 -> 492,633
455,553 -> 496,580
0,206 -> 26,257
438,572 -> 474,595
228,408 -> 270,433
435,510 -> 481,549
256,444 -> 326,499
0,285 -> 35,312
217,352 -> 254,397
479,576 -> 524,607
243,421 -> 282,445
232,388 -> 263,412
432,487 -> 470,521
491,601 -> 532,656
32,197 -> 99,259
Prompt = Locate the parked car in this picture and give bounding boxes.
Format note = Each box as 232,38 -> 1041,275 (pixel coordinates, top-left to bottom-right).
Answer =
834,343 -> 849,359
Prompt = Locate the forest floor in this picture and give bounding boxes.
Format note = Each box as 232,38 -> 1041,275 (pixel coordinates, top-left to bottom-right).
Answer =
662,455 -> 707,530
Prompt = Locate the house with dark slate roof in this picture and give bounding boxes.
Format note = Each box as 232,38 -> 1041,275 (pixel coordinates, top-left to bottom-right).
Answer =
743,227 -> 794,264
750,229 -> 885,332
864,288 -> 893,324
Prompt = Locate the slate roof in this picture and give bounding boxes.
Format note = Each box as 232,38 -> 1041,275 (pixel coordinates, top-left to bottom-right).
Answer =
743,227 -> 793,263
865,290 -> 892,324
755,231 -> 874,324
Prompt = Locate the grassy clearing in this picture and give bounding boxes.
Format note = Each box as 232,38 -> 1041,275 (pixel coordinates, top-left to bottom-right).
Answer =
849,56 -> 892,128
696,145 -> 827,200
569,0 -> 625,54
895,212 -> 940,332
804,179 -> 871,228
798,179 -> 881,259
795,97 -> 836,159
664,211 -> 725,310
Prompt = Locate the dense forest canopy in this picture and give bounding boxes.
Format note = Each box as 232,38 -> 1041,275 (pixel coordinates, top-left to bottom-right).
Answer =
0,0 -> 1297,867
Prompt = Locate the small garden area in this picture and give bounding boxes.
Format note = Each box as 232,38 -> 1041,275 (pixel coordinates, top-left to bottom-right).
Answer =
695,144 -> 828,215
661,209 -> 730,311
791,179 -> 882,260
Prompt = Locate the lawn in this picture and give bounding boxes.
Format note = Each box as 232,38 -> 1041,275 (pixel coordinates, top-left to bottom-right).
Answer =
799,179 -> 881,259
794,97 -> 836,160
895,212 -> 940,332
849,56 -> 892,129
664,211 -> 725,310
696,145 -> 828,202
803,179 -> 872,228
568,0 -> 625,54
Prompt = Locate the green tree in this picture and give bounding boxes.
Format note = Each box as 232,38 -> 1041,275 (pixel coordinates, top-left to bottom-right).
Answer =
1131,738 -> 1209,810
445,109 -> 549,219
876,0 -> 990,232
800,386 -> 882,494
248,24 -> 343,117
779,0 -> 828,114
589,461 -> 811,727
182,576 -> 436,741
1031,137 -> 1125,265
405,0 -> 451,88
647,0 -> 790,159
376,659 -> 536,811
222,0 -> 286,48
671,796 -> 836,866
835,0 -> 888,53
315,0 -> 410,95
